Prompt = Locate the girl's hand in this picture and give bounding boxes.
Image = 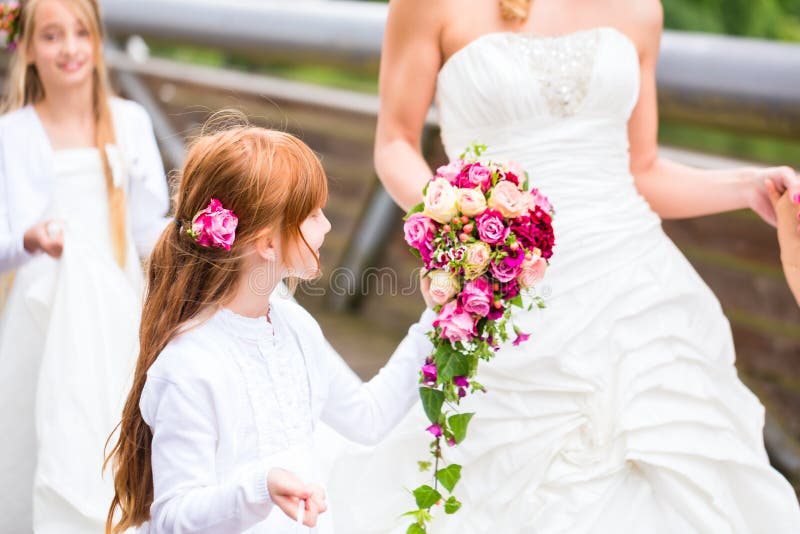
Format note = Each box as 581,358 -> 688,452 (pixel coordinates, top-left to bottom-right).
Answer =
23,219 -> 64,258
266,468 -> 327,527
766,179 -> 800,251
420,270 -> 436,309
745,166 -> 800,227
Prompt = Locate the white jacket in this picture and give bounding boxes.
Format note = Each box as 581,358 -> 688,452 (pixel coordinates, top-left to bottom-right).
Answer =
0,98 -> 170,273
139,297 -> 436,533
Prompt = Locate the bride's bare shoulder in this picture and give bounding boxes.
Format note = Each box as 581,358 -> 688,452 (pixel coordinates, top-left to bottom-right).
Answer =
618,0 -> 663,34
387,0 -> 492,36
611,0 -> 663,56
386,0 -> 450,33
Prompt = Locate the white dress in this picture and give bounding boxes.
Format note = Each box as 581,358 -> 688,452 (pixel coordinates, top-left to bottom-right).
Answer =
0,148 -> 144,532
327,27 -> 800,533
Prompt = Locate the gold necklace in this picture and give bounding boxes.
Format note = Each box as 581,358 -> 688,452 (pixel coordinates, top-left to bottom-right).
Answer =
499,0 -> 532,22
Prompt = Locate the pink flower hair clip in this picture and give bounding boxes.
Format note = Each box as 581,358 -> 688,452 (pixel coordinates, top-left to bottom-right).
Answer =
0,2 -> 21,52
185,198 -> 238,251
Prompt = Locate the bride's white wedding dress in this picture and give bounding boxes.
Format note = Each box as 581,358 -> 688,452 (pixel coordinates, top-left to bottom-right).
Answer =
325,27 -> 800,533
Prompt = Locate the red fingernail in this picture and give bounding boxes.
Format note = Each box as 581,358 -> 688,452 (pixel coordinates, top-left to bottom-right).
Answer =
793,193 -> 800,203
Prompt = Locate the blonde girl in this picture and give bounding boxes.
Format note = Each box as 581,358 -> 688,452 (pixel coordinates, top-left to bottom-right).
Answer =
0,0 -> 168,530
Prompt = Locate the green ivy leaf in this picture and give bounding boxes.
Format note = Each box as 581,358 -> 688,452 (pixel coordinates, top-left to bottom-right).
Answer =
510,294 -> 523,307
419,387 -> 444,424
413,485 -> 442,509
409,247 -> 422,260
435,464 -> 462,493
445,496 -> 462,514
434,346 -> 470,382
401,509 -> 433,522
407,523 -> 426,534
449,412 -> 475,444
418,461 -> 432,472
404,202 -> 426,220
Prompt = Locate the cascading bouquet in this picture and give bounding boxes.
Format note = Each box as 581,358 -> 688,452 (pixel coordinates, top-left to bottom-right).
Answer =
402,143 -> 555,532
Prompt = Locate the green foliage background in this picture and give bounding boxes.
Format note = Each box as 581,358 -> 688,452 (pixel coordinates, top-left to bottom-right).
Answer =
663,0 -> 800,41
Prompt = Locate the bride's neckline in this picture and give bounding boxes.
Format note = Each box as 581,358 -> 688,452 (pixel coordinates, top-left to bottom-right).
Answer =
438,25 -> 636,77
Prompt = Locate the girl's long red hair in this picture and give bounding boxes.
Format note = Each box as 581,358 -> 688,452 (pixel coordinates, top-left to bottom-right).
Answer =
104,125 -> 328,532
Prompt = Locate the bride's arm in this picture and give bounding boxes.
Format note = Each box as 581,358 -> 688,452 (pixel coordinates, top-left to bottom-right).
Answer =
373,0 -> 444,211
627,2 -> 800,225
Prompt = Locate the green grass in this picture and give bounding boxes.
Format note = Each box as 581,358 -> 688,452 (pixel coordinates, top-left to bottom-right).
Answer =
681,243 -> 785,279
727,308 -> 800,343
659,120 -> 800,168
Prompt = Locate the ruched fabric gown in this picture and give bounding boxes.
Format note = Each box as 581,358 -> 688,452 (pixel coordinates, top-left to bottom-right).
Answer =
326,27 -> 800,534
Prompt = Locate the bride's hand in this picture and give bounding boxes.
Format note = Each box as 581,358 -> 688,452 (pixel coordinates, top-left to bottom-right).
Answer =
23,219 -> 64,258
745,166 -> 800,227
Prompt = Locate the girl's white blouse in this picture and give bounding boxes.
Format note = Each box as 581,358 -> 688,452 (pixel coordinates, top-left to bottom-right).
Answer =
139,296 -> 436,533
0,98 -> 170,272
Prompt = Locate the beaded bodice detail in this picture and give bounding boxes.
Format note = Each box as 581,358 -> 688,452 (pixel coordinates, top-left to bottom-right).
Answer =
513,30 -> 600,117
435,27 -> 640,152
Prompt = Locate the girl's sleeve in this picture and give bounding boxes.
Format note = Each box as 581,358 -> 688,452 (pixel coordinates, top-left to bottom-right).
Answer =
319,307 -> 436,445
142,374 -> 275,533
126,103 -> 171,257
0,126 -> 35,273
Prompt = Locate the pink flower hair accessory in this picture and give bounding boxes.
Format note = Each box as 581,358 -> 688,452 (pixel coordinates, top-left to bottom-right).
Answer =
186,198 -> 238,251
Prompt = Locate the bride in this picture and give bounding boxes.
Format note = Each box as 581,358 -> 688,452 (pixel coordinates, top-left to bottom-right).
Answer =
326,0 -> 800,532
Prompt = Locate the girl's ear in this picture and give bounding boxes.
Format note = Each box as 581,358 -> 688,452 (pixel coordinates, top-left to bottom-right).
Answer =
253,229 -> 279,263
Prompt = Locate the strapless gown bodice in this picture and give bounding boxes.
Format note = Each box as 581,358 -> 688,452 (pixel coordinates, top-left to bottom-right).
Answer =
437,27 -> 660,275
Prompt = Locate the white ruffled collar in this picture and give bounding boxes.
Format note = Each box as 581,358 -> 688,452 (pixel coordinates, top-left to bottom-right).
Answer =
216,305 -> 277,344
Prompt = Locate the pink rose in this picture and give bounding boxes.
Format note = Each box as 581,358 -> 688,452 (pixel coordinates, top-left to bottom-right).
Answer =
189,198 -> 238,251
457,187 -> 488,217
423,178 -> 459,224
454,163 -> 493,191
436,159 -> 465,184
428,270 -> 460,306
403,213 -> 436,250
463,241 -> 491,280
475,210 -> 509,245
467,163 -> 493,190
490,252 -> 523,283
506,159 -> 526,180
488,181 -> 528,218
434,300 -> 477,343
528,187 -> 554,213
460,277 -> 493,317
518,256 -> 547,288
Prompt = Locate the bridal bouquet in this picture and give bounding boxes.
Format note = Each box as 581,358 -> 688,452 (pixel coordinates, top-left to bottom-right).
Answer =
402,144 -> 555,532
